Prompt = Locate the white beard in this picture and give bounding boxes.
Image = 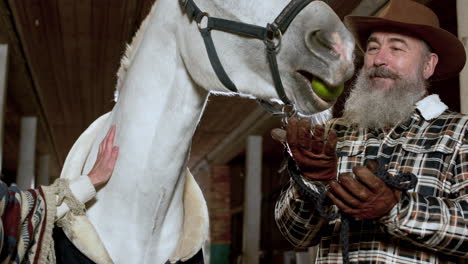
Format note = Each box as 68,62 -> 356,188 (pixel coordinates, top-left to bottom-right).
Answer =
343,66 -> 426,130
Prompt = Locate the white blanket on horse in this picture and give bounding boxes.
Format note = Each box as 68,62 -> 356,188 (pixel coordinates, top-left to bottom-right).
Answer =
59,113 -> 209,264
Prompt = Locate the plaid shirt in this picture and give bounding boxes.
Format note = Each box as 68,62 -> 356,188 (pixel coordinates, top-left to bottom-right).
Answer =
275,95 -> 468,263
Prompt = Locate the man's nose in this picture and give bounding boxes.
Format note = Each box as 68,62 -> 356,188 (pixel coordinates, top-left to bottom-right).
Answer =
372,49 -> 389,67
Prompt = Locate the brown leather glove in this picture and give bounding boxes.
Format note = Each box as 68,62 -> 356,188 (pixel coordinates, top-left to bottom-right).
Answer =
285,117 -> 338,181
327,160 -> 401,219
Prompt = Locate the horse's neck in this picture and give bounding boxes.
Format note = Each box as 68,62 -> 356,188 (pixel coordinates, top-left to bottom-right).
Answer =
84,3 -> 209,261
91,0 -> 208,195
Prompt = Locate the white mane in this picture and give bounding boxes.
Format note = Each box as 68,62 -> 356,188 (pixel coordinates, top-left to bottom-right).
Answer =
114,4 -> 158,102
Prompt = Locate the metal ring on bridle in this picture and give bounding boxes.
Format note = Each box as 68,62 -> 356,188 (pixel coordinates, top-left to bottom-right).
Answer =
281,104 -> 296,127
282,104 -> 296,116
264,26 -> 282,52
197,12 -> 210,30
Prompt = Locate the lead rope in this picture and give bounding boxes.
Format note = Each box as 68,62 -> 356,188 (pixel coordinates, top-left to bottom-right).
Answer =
287,156 -> 417,264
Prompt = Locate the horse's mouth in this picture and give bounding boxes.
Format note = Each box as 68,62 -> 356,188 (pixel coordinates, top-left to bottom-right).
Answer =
297,69 -> 343,102
297,70 -> 315,84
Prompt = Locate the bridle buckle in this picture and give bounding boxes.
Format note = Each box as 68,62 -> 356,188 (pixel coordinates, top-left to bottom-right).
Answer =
264,23 -> 282,52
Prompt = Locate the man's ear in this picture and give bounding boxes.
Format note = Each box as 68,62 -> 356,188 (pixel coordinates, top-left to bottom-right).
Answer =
423,53 -> 439,79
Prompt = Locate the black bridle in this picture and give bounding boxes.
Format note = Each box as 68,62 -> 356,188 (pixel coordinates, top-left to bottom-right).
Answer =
179,0 -> 320,116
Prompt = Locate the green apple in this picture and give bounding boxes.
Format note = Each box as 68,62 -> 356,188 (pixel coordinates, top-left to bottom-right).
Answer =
311,78 -> 344,101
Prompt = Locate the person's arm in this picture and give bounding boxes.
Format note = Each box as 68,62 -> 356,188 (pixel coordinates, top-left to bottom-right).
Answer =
274,118 -> 338,247
56,125 -> 119,219
327,150 -> 468,258
0,126 -> 119,262
275,180 -> 332,248
378,139 -> 468,258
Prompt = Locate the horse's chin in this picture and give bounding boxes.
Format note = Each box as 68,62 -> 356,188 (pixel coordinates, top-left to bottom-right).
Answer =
291,71 -> 336,115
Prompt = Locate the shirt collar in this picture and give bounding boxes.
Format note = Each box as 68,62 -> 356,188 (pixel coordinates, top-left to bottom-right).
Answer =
415,94 -> 448,120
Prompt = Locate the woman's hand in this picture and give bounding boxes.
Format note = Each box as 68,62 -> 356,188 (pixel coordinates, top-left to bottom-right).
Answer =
88,126 -> 119,187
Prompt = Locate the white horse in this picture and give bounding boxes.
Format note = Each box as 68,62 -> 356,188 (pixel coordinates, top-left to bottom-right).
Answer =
59,0 -> 355,263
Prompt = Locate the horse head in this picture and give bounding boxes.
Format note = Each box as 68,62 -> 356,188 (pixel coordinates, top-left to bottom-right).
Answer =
178,0 -> 355,115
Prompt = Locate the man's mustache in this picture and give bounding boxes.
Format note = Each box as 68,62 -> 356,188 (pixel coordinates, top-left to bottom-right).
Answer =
367,67 -> 400,80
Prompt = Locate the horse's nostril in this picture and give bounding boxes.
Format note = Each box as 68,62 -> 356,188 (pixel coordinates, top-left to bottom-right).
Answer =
306,29 -> 339,60
312,30 -> 333,50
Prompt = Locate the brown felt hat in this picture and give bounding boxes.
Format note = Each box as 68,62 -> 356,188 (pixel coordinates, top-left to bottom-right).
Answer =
344,0 -> 466,80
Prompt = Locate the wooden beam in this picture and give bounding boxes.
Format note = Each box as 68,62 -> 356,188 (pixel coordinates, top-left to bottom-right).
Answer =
328,0 -> 362,19
191,106 -> 278,173
349,0 -> 389,16
417,0 -> 435,5
0,0 -> 61,174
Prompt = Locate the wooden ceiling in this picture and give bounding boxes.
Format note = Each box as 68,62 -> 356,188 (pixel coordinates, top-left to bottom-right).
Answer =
0,0 -> 458,183
0,0 -> 157,180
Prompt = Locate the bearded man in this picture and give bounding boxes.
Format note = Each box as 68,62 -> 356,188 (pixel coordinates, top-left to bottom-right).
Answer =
274,0 -> 468,263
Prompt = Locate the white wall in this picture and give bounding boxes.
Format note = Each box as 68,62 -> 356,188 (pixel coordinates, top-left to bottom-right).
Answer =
457,0 -> 468,114
0,45 -> 8,171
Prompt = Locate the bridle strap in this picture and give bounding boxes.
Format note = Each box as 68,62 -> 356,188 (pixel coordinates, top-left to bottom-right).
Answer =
182,0 -> 268,40
183,0 -> 201,20
208,18 -> 267,40
199,28 -> 238,92
274,0 -> 313,34
265,40 -> 291,104
180,0 -> 315,107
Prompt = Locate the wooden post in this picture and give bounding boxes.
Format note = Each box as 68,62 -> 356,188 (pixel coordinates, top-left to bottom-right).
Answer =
0,44 -> 8,171
457,0 -> 468,114
37,154 -> 50,185
17,116 -> 37,189
242,136 -> 262,264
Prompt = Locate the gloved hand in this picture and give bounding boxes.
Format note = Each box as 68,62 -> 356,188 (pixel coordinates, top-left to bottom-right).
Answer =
327,160 -> 401,219
272,117 -> 338,181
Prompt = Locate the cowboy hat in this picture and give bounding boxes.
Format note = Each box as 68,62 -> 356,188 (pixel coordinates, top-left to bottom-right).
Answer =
344,0 -> 466,80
